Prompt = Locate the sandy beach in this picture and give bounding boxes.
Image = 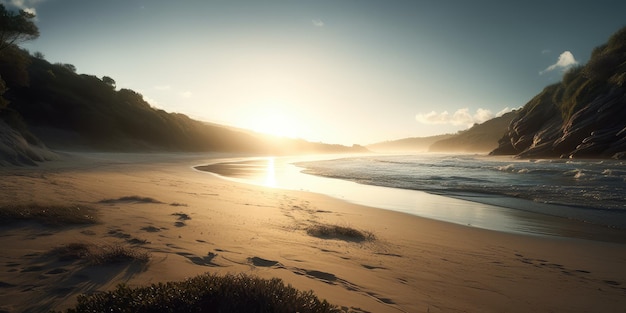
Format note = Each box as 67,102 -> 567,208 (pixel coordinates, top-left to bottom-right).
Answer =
1,152 -> 625,312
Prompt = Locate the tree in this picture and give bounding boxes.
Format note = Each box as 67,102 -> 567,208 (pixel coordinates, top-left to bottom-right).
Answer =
55,62 -> 76,73
102,76 -> 116,89
0,75 -> 8,109
0,4 -> 39,53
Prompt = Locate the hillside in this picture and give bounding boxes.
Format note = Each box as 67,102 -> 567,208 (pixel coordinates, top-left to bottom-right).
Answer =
491,26 -> 626,159
366,134 -> 453,153
0,46 -> 366,164
428,111 -> 517,153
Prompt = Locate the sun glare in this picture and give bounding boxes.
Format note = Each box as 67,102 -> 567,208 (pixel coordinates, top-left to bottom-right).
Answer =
251,110 -> 300,138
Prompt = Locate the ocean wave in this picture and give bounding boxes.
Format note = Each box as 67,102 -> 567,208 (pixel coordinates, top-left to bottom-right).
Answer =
297,155 -> 626,215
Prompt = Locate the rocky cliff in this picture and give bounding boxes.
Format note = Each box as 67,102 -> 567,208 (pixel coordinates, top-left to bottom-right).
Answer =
491,26 -> 626,159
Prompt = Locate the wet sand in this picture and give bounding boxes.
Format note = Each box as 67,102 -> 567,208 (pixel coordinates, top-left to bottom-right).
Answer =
198,157 -> 626,244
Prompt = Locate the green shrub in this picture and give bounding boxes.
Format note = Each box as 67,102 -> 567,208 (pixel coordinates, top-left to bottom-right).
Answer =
59,273 -> 341,313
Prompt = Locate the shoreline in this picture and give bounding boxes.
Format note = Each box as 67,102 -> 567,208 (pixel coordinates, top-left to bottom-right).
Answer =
1,152 -> 626,312
194,156 -> 626,244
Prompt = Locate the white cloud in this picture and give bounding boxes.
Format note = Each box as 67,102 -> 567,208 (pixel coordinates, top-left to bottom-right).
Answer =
312,19 -> 324,27
540,51 -> 578,75
496,107 -> 514,117
180,91 -> 192,98
416,107 -> 512,127
416,110 -> 451,125
2,0 -> 43,15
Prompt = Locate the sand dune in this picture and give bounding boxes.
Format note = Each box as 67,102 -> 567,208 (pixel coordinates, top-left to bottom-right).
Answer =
0,153 -> 625,312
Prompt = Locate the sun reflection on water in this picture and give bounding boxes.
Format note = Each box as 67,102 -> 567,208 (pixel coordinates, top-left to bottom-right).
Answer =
264,157 -> 276,187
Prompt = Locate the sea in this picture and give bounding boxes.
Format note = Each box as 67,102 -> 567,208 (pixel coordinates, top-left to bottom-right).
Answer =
198,153 -> 626,242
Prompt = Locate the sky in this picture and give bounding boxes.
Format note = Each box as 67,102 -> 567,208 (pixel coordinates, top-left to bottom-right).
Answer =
4,0 -> 626,145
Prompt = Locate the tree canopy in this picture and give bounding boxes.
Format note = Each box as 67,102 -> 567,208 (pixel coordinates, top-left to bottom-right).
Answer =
0,4 -> 39,52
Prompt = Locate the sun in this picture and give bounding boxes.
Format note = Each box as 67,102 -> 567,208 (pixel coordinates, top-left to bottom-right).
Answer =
250,110 -> 300,138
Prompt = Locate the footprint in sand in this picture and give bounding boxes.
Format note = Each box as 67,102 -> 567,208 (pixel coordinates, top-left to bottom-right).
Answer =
108,228 -> 131,239
604,280 -> 621,286
45,268 -> 69,275
361,264 -> 387,270
248,256 -> 280,267
172,213 -> 191,220
366,292 -> 396,305
172,212 -> 190,227
141,226 -> 161,233
127,238 -> 149,245
304,270 -> 337,282
176,252 -> 220,267
20,266 -> 43,273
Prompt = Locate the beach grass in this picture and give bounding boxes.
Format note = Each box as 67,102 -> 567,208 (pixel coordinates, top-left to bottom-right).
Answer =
0,204 -> 98,226
307,224 -> 375,242
57,273 -> 341,313
52,242 -> 150,265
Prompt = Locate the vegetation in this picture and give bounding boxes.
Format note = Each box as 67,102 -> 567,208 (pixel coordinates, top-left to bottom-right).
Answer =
492,26 -> 626,158
0,4 -> 39,53
0,204 -> 98,225
0,7 -> 364,160
429,111 -> 517,153
306,224 -> 375,242
52,242 -> 150,265
0,45 -> 367,154
524,26 -> 626,122
57,273 -> 341,313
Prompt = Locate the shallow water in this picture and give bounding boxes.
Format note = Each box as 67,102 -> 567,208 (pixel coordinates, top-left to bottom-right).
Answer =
195,154 -> 626,243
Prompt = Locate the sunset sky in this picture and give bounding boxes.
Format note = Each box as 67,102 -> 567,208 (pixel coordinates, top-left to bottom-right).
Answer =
6,0 -> 626,145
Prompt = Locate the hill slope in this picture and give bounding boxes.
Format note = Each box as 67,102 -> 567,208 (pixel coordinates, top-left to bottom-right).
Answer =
428,111 -> 517,153
366,134 -> 453,153
0,47 -> 366,162
491,26 -> 626,159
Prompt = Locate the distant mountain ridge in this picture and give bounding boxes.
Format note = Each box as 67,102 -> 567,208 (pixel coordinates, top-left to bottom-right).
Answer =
491,26 -> 626,159
428,111 -> 517,153
367,112 -> 516,154
366,134 -> 454,153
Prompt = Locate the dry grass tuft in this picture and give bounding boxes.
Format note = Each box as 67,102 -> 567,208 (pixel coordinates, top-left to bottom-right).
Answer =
99,196 -> 162,204
0,204 -> 98,226
52,242 -> 150,265
56,273 -> 341,313
306,224 -> 375,242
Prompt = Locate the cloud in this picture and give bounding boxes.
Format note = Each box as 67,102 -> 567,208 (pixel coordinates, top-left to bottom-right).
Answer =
2,0 -> 43,15
540,51 -> 578,75
496,107 -> 514,117
180,91 -> 192,98
416,107 -> 513,127
312,19 -> 324,27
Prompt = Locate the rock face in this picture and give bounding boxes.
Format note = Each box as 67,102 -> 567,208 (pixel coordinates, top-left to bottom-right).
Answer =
491,27 -> 626,159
